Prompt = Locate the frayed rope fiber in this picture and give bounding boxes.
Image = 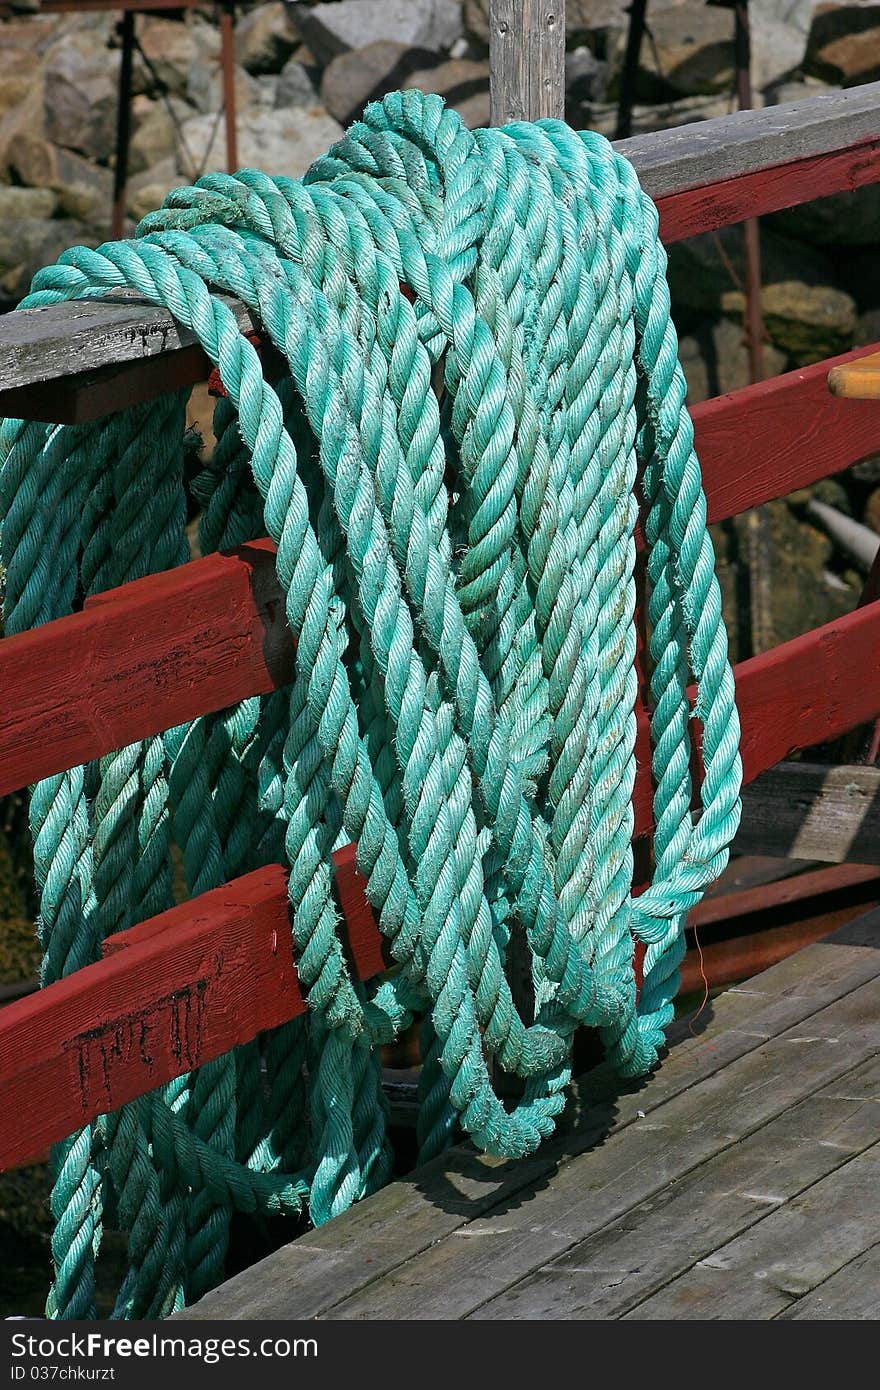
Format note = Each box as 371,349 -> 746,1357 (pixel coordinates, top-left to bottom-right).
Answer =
0,91 -> 742,1320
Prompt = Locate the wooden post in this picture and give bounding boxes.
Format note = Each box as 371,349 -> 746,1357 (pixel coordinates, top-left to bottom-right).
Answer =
489,1 -> 566,125
488,3 -> 567,1079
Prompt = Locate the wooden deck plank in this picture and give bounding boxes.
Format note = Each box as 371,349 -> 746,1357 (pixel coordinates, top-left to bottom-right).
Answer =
777,1243 -> 880,1319
469,1054 -> 880,1320
736,762 -> 880,865
175,912 -> 880,1321
624,1140 -> 880,1319
323,973 -> 880,1319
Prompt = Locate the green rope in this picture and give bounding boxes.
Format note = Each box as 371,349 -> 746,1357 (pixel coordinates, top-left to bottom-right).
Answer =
0,92 -> 742,1318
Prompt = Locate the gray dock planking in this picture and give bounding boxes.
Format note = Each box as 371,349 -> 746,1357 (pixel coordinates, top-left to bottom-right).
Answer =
178,910 -> 880,1321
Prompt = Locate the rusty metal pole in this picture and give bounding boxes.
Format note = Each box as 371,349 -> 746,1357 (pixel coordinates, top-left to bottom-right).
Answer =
219,3 -> 238,173
732,0 -> 775,656
617,0 -> 649,140
734,0 -> 765,384
110,8 -> 135,240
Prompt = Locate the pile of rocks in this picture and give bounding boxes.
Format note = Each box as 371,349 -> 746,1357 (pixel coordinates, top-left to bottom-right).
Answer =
1,0 -> 879,298
0,0 -> 879,647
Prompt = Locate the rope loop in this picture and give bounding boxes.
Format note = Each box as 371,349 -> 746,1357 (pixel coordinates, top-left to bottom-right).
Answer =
0,91 -> 741,1317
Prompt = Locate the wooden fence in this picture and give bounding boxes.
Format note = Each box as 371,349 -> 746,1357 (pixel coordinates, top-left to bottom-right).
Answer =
1,80 -> 879,1171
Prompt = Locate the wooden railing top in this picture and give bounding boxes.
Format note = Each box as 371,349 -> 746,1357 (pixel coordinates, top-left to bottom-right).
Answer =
1,81 -> 880,420
617,80 -> 880,198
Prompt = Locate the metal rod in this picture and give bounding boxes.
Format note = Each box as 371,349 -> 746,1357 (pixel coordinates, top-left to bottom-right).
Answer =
617,0 -> 649,140
734,0 -> 765,384
220,3 -> 238,173
110,8 -> 135,240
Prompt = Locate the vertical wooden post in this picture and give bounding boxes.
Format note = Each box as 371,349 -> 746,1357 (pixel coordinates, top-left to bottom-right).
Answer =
489,1 -> 566,124
488,4 -> 567,1085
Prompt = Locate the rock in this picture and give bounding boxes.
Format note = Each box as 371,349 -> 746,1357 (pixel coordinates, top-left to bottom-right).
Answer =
0,77 -> 45,180
578,91 -> 733,138
129,98 -> 190,176
127,156 -> 179,224
677,317 -> 786,405
320,41 -> 438,124
767,182 -> 880,248
0,185 -> 57,220
9,134 -> 112,227
566,47 -> 608,106
178,104 -> 343,180
289,1 -> 463,65
0,48 -> 41,119
403,58 -> 490,128
138,16 -> 219,99
716,497 -> 854,661
236,2 -> 298,75
461,0 -> 636,47
806,3 -> 880,84
853,456 -> 880,483
750,10 -> 808,91
763,75 -> 838,106
187,58 -> 262,116
41,31 -> 119,161
722,281 -> 857,363
275,57 -> 319,108
0,218 -> 95,301
666,226 -> 841,320
613,0 -> 735,100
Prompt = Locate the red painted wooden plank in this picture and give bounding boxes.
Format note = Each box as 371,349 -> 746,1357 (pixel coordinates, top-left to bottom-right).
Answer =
0,538 -> 292,798
656,134 -> 880,243
633,598 -> 880,832
3,600 -> 880,1170
691,344 -> 880,525
1,347 -> 879,800
0,858 -> 382,1171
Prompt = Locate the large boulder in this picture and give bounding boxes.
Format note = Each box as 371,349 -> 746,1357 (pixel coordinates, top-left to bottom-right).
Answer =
403,57 -> 490,127
749,9 -> 809,91
767,183 -> 880,248
137,16 -> 220,99
235,2 -> 298,74
178,104 -> 343,180
128,96 -> 191,176
288,1 -> 463,64
18,143 -> 112,225
722,280 -> 857,362
805,2 -> 880,84
275,57 -> 320,108
678,316 -> 786,404
613,0 -> 735,100
0,46 -> 41,120
320,41 -> 439,124
666,226 -> 842,318
0,185 -> 57,220
0,218 -> 96,301
41,31 -> 119,161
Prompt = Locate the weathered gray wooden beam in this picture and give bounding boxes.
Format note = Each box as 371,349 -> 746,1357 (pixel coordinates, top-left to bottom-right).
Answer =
2,80 -> 880,411
736,761 -> 880,865
0,293 -> 255,396
618,79 -> 880,200
489,1 -> 566,125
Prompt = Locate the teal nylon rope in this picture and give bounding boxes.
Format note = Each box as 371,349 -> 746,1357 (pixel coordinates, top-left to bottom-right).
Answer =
0,91 -> 742,1319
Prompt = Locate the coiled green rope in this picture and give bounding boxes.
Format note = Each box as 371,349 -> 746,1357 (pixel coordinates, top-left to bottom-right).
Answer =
0,92 -> 742,1319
